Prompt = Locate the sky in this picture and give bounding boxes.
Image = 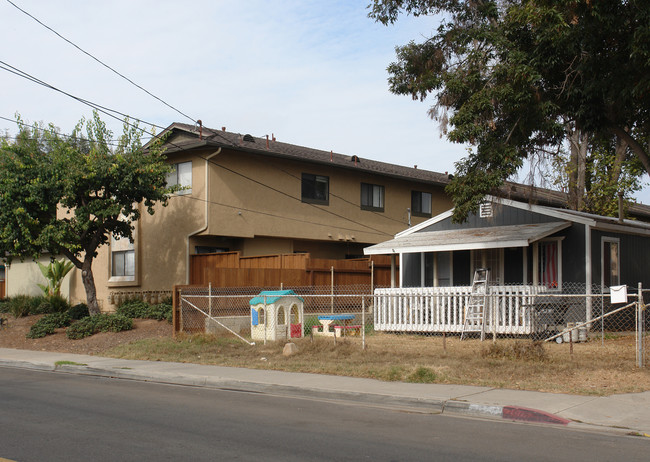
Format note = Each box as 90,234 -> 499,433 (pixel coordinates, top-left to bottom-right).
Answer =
2,0 -> 648,203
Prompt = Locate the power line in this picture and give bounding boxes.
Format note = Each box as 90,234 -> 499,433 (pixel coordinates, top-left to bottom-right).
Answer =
174,193 -> 389,237
0,60 -> 394,235
4,0 -> 197,125
0,115 -> 152,146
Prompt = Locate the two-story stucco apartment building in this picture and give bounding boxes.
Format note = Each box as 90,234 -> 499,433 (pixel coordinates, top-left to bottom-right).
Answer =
5,123 -> 454,309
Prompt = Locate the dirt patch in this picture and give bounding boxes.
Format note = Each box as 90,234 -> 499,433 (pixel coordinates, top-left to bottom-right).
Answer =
0,314 -> 172,355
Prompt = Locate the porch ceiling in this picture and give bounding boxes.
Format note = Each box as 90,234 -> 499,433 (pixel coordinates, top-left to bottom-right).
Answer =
364,221 -> 571,255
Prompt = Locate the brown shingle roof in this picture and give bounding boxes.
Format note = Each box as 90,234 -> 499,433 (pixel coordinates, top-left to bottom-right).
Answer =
159,122 -> 650,220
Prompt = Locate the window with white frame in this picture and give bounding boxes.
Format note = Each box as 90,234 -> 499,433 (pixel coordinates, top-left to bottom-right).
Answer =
110,234 -> 135,280
602,237 -> 620,288
361,183 -> 384,211
166,161 -> 192,195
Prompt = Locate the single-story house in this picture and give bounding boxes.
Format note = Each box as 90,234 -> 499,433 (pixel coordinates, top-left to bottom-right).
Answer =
363,197 -> 650,335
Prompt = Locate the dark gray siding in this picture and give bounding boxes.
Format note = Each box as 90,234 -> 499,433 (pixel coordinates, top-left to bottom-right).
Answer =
562,223 -> 586,284
591,229 -> 650,288
420,202 -> 557,232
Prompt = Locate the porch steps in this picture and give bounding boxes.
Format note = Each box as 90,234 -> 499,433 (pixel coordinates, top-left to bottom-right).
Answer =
461,268 -> 489,341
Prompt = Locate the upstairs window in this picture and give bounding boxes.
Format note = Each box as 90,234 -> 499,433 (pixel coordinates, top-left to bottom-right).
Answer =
166,161 -> 192,195
112,250 -> 135,277
411,191 -> 432,217
361,183 -> 384,211
301,173 -> 329,205
110,233 -> 135,281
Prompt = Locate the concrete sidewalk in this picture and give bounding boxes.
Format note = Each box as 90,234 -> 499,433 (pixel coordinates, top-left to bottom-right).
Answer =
1,347 -> 649,437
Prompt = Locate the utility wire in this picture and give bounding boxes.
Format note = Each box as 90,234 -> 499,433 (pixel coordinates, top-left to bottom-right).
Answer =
0,61 -> 394,236
174,193 -> 389,237
0,60 -> 164,132
4,0 -> 197,125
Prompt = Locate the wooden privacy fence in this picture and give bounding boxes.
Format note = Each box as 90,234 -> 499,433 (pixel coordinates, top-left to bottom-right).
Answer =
190,252 -> 395,288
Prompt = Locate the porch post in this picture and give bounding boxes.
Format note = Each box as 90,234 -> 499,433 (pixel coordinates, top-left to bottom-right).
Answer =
532,242 -> 539,285
585,224 -> 592,325
390,254 -> 396,288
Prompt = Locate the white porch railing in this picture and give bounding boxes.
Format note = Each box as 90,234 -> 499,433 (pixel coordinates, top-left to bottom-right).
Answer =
373,285 -> 549,335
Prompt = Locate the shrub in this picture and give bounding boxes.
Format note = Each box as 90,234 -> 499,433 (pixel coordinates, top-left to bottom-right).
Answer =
5,295 -> 42,318
115,299 -> 150,319
148,303 -> 173,323
67,303 -> 90,320
36,295 -> 70,314
26,312 -> 72,339
93,313 -> 133,333
66,314 -> 133,340
116,299 -> 172,323
0,297 -> 10,314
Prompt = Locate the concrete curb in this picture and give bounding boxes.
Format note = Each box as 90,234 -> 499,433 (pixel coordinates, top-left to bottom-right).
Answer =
1,357 -> 573,427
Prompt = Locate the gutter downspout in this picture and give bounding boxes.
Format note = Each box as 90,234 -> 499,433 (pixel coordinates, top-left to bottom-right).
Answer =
186,148 -> 221,284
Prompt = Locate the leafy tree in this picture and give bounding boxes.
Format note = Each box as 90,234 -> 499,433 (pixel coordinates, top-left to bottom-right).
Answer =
0,112 -> 175,315
369,1 -> 650,220
37,259 -> 75,297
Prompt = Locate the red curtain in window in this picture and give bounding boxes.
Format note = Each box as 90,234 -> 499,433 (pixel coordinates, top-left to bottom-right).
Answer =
540,242 -> 558,288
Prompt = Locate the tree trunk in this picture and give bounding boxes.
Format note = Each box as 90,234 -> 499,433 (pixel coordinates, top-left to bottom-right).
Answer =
610,135 -> 628,187
81,259 -> 101,315
567,127 -> 588,210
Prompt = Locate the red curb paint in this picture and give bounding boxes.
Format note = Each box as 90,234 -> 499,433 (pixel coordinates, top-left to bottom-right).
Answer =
502,406 -> 570,425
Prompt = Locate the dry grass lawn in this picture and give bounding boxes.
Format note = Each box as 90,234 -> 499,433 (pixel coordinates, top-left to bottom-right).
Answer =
104,332 -> 650,396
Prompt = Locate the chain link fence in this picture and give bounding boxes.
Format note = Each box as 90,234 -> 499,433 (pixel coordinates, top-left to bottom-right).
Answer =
173,282 -> 648,368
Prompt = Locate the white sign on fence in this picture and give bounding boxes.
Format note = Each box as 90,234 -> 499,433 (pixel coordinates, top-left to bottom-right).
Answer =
610,285 -> 627,304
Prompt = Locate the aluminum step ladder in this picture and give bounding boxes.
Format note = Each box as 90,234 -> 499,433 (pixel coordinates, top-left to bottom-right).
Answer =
461,268 -> 489,341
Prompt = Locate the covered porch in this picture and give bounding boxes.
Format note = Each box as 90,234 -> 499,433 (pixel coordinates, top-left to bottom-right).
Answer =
365,221 -> 573,335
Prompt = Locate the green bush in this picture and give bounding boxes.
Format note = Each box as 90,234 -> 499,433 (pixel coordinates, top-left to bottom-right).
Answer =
116,299 -> 172,323
115,299 -> 150,318
93,313 -> 133,333
35,295 -> 70,314
67,303 -> 90,320
0,297 -> 10,314
26,312 -> 72,339
5,295 -> 43,318
148,303 -> 173,323
66,314 -> 133,340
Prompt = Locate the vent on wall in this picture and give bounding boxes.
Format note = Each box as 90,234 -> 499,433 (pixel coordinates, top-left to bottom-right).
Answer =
480,202 -> 493,218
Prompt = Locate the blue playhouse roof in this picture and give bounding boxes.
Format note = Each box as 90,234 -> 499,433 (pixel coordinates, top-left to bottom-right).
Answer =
249,290 -> 304,305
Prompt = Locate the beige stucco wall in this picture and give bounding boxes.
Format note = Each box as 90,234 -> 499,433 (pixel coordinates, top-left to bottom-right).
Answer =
48,140 -> 452,312
201,148 -> 451,246
6,256 -> 76,300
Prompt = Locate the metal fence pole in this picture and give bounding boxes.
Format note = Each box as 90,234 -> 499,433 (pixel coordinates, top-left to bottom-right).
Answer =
264,295 -> 267,346
636,282 -> 644,368
330,266 -> 334,313
208,282 -> 212,318
362,296 -> 366,350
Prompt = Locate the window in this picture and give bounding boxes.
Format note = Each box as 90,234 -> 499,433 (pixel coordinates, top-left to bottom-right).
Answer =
110,233 -> 135,282
411,191 -> 432,216
602,238 -> 620,287
539,241 -> 559,288
301,173 -> 329,204
472,248 -> 503,285
361,183 -> 384,211
112,250 -> 135,277
166,161 -> 192,194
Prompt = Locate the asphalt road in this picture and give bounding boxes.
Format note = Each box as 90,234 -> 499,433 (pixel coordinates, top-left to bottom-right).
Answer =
0,367 -> 648,461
